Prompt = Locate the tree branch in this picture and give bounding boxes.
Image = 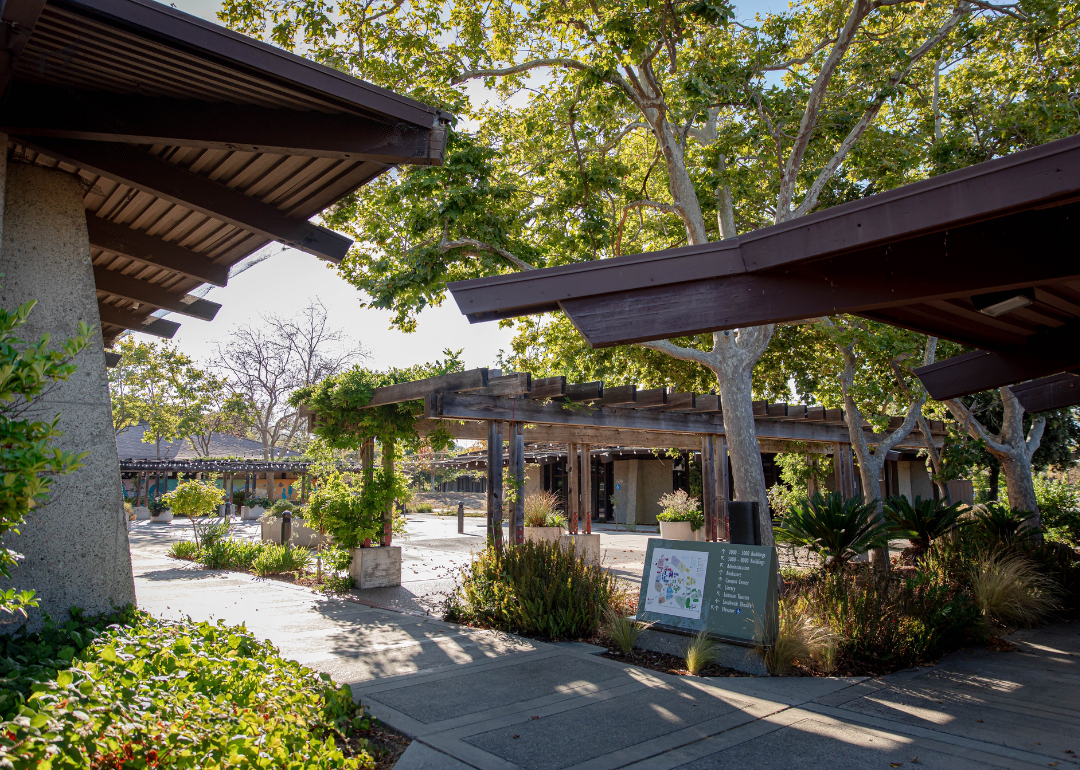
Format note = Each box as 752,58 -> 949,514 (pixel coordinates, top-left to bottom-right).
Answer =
439,238 -> 536,271
615,200 -> 682,257
451,58 -> 594,84
792,2 -> 970,218
637,338 -> 716,368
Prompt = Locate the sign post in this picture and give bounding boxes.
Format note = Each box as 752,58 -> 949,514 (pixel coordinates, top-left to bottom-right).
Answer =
636,539 -> 779,646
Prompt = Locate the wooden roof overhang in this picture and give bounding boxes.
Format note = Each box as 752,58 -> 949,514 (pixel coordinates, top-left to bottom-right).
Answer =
308,368 -> 945,452
447,135 -> 1080,404
0,0 -> 449,346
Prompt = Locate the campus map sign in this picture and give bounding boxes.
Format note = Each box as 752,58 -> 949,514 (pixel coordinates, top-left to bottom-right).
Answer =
636,540 -> 779,645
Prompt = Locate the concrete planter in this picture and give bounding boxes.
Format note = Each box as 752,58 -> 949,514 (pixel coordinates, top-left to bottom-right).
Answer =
260,518 -> 327,548
659,520 -> 703,541
242,505 -> 264,521
348,546 -> 401,589
150,511 -> 174,523
261,518 -> 282,543
524,526 -> 563,545
134,506 -> 151,521
559,533 -> 601,564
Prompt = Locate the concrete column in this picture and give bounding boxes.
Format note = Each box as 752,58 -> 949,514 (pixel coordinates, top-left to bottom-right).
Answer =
0,163 -> 136,629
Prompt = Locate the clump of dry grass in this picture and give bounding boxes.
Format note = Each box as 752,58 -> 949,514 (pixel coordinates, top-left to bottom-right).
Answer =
602,609 -> 650,654
757,598 -> 843,675
684,629 -> 718,674
969,551 -> 1060,626
524,491 -> 565,528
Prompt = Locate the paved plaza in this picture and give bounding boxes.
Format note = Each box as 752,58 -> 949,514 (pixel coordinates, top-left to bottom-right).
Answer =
129,517 -> 1080,770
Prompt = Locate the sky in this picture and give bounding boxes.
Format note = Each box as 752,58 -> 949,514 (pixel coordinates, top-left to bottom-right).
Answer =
164,0 -> 787,371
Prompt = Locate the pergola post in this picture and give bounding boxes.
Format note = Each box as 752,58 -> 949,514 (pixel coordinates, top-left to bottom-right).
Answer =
509,422 -> 525,545
582,443 -> 592,534
716,436 -> 729,541
486,421 -> 504,548
381,441 -> 394,546
567,442 -> 579,534
361,438 -> 374,547
701,437 -> 715,542
832,442 -> 844,499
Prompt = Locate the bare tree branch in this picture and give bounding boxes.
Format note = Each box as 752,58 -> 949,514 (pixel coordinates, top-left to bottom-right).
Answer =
637,338 -> 716,368
615,199 -> 682,257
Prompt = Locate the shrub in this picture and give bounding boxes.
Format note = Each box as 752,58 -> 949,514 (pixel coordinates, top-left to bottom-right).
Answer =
414,502 -> 434,513
196,519 -> 230,548
970,503 -> 1039,549
775,492 -> 892,570
0,613 -> 374,768
884,495 -> 966,552
254,543 -> 314,577
167,540 -> 200,561
804,569 -> 981,672
656,489 -> 704,531
245,495 -> 272,510
683,630 -> 717,675
602,608 -> 648,654
200,538 -> 263,572
318,573 -> 356,595
968,551 -> 1060,626
0,605 -> 136,719
308,483 -> 380,550
269,498 -> 300,517
524,491 -> 565,528
323,544 -> 354,573
446,540 -> 621,639
1032,476 -> 1080,546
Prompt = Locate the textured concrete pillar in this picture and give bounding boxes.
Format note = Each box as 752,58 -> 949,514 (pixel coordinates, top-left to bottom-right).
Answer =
0,163 -> 136,630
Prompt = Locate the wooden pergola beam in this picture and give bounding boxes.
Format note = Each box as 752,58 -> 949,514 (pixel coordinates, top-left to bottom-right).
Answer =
87,215 -> 229,287
93,266 -> 221,321
97,303 -> 180,338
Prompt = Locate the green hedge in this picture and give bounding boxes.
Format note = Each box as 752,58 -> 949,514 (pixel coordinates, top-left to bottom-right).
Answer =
0,612 -> 374,769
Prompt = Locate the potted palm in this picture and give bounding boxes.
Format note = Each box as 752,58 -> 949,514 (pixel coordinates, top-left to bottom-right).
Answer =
656,490 -> 704,541
523,491 -> 566,544
162,479 -> 226,548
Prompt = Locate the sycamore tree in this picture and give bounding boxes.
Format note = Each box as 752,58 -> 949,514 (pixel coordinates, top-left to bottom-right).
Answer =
220,0 -> 1074,546
108,337 -> 210,457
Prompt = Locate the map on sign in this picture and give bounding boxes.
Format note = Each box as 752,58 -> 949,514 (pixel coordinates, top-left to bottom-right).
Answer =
643,548 -> 709,619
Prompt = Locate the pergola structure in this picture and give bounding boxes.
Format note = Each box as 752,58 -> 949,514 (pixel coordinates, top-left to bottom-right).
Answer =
119,458 -> 313,507
0,0 -> 447,626
447,135 -> 1080,411
1,0 -> 448,347
319,368 -> 945,545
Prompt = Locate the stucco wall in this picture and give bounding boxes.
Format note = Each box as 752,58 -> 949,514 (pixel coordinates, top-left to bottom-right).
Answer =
612,457 -> 674,525
897,460 -> 935,502
524,465 -> 542,498
0,163 -> 136,630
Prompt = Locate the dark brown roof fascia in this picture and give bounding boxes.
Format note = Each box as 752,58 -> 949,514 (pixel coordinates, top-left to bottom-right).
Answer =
53,0 -> 450,129
448,133 -> 1080,322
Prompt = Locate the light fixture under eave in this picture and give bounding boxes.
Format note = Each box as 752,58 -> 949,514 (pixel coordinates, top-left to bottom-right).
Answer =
972,288 -> 1035,318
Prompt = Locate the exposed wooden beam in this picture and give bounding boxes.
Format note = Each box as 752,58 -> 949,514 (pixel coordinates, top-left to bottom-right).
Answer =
684,394 -> 721,413
658,393 -> 696,411
599,384 -> 636,405
97,303 -> 180,338
526,376 -> 566,399
565,381 -> 602,402
915,323 -> 1080,400
93,266 -> 221,321
635,388 -> 667,408
86,215 -> 229,287
18,136 -> 353,263
475,372 -> 531,397
2,82 -> 438,164
104,350 -> 121,368
1010,373 -> 1080,413
364,368 -> 489,408
0,0 -> 46,92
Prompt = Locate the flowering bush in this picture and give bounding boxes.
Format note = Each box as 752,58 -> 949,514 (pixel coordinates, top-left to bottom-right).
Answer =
0,613 -> 375,768
656,489 -> 704,531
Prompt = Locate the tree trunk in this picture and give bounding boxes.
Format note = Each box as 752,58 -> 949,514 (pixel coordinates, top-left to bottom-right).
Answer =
946,386 -> 1044,530
715,359 -> 772,546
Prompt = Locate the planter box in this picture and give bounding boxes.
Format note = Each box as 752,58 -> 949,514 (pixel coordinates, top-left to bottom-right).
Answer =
260,518 -> 327,548
150,511 -> 173,523
349,546 -> 401,589
134,506 -> 151,521
659,521 -> 703,541
524,526 -> 563,545
261,518 -> 282,543
242,505 -> 264,521
559,533 -> 601,564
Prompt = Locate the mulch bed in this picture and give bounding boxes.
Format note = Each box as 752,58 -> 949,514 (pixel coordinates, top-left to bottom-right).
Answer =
360,722 -> 412,770
600,647 -> 755,678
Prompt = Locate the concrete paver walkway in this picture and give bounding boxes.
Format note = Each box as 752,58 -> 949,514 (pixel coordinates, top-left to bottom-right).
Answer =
129,522 -> 1080,770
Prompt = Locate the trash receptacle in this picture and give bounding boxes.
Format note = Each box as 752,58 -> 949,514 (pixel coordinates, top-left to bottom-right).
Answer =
728,501 -> 760,545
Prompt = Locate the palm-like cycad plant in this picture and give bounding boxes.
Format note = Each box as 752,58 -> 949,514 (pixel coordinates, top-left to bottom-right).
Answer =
884,495 -> 966,553
775,492 -> 892,571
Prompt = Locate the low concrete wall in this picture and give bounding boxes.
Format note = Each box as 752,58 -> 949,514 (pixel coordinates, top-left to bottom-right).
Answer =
636,628 -> 768,676
0,163 -> 136,630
